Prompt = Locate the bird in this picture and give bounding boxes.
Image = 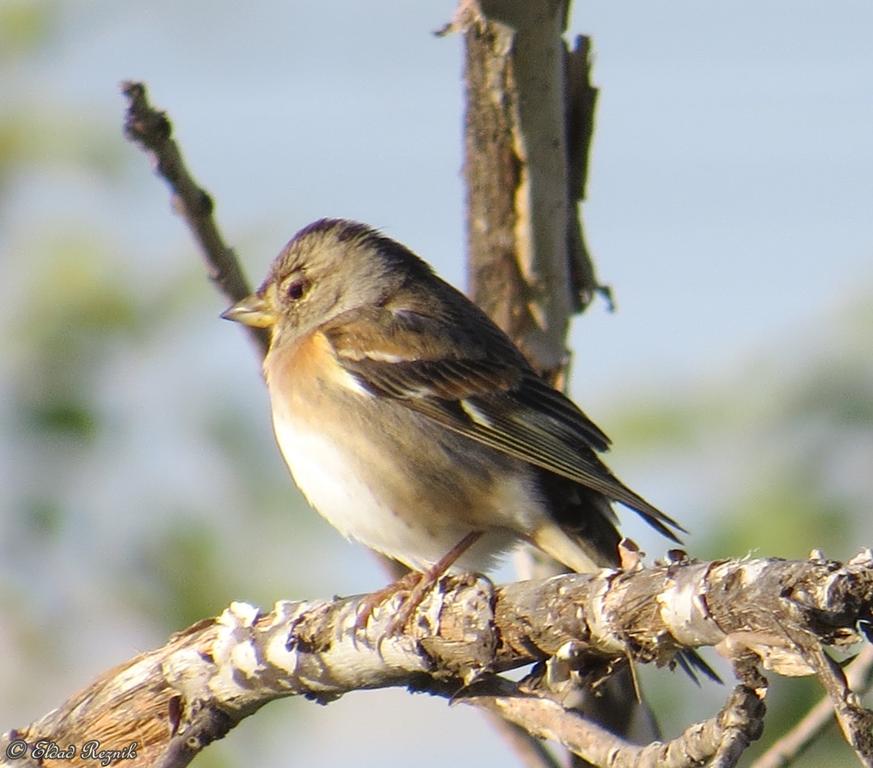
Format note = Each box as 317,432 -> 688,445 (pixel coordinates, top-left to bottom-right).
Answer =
222,218 -> 685,608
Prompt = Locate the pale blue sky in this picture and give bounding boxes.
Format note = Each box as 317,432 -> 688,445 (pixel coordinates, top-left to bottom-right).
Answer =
8,1 -> 872,397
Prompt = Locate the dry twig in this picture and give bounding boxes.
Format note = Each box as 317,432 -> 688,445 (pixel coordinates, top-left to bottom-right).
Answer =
121,81 -> 268,356
752,644 -> 873,768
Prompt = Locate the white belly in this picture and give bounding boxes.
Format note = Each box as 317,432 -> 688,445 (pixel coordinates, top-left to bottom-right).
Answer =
275,414 -> 407,552
272,411 -> 522,572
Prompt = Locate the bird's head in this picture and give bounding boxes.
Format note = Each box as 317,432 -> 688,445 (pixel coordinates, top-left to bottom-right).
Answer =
222,218 -> 432,346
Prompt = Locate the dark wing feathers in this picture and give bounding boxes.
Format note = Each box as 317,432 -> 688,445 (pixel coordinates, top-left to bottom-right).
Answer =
414,391 -> 683,542
323,306 -> 684,542
513,375 -> 611,452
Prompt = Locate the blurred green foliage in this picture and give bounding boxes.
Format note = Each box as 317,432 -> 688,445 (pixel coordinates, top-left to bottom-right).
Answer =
0,1 -> 123,189
0,110 -> 125,190
13,239 -> 138,440
0,1 -> 58,59
135,517 -> 233,629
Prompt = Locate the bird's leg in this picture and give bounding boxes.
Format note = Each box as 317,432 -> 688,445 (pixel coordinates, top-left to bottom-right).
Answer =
356,531 -> 483,634
389,530 -> 483,633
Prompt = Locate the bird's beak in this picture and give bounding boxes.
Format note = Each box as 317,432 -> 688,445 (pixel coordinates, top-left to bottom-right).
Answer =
221,293 -> 277,328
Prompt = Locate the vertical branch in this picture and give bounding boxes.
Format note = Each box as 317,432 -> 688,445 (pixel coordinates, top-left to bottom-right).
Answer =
455,0 -> 605,580
564,34 -> 611,314
453,3 -> 655,763
447,4 -> 614,762
458,0 -> 602,380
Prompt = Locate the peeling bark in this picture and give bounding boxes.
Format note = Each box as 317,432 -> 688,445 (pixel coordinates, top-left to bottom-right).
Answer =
6,553 -> 873,767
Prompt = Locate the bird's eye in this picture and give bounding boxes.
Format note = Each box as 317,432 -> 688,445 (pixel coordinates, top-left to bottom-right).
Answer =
285,278 -> 308,301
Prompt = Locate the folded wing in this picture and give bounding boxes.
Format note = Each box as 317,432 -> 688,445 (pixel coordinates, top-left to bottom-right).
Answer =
323,304 -> 684,542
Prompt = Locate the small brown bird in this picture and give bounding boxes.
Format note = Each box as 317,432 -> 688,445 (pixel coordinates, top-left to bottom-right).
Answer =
223,219 -> 685,586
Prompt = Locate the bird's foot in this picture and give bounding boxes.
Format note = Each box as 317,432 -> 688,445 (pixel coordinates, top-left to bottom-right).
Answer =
354,570 -> 422,634
355,531 -> 484,637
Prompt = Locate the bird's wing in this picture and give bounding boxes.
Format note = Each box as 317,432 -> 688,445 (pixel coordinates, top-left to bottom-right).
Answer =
322,306 -> 683,541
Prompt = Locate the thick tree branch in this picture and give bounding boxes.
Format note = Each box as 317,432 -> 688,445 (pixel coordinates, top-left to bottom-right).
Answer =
5,553 -> 873,767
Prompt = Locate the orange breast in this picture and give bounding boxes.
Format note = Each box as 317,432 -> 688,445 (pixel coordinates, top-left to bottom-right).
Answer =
264,330 -> 366,420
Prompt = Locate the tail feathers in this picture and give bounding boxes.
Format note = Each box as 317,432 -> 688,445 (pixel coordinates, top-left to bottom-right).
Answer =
530,473 -> 720,688
600,467 -> 686,544
676,649 -> 722,684
529,522 -> 722,688
530,523 -> 604,574
536,474 -> 623,569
